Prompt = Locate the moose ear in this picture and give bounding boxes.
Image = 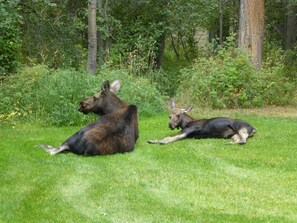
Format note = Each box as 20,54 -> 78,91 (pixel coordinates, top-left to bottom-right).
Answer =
110,80 -> 121,94
170,100 -> 176,110
101,81 -> 110,92
182,105 -> 193,113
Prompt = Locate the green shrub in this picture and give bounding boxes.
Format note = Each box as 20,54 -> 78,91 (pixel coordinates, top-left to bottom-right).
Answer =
177,45 -> 256,108
176,37 -> 296,109
0,0 -> 22,75
255,43 -> 296,106
0,65 -> 165,126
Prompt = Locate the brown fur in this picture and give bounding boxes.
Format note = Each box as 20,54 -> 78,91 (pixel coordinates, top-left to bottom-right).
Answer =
36,80 -> 139,156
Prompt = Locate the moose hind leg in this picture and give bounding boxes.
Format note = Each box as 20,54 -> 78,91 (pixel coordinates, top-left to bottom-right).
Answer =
238,128 -> 249,144
35,144 -> 57,153
228,128 -> 249,145
49,144 -> 70,155
226,134 -> 242,145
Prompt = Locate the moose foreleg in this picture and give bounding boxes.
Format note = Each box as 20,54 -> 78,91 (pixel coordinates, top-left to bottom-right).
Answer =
147,133 -> 188,145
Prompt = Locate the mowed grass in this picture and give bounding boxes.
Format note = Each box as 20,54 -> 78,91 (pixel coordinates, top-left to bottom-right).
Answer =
0,110 -> 297,222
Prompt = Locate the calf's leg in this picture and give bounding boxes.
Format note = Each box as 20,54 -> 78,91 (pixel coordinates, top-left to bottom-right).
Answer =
238,128 -> 249,144
147,132 -> 188,145
227,128 -> 249,145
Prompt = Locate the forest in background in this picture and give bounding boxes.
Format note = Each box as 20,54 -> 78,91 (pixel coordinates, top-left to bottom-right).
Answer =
0,0 -> 297,126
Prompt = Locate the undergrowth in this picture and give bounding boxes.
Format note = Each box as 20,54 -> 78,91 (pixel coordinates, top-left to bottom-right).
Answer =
176,35 -> 296,108
0,65 -> 165,126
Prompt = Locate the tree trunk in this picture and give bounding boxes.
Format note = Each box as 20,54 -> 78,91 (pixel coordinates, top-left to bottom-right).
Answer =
170,33 -> 180,60
219,0 -> 223,45
285,0 -> 297,50
97,0 -> 103,69
238,0 -> 264,69
155,32 -> 166,69
104,0 -> 110,62
87,0 -> 97,75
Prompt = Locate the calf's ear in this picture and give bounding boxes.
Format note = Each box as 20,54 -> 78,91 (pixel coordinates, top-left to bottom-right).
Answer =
110,80 -> 121,94
101,80 -> 110,92
170,100 -> 176,110
182,105 -> 193,113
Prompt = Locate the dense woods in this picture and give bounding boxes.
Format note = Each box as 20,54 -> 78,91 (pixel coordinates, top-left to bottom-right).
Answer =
0,0 -> 297,125
0,0 -> 295,73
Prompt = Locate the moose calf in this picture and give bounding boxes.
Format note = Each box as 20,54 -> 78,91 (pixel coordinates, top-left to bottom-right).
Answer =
147,101 -> 256,145
36,80 -> 139,155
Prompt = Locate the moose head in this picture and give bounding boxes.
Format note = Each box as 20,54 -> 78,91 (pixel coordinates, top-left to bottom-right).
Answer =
169,101 -> 193,130
78,80 -> 125,116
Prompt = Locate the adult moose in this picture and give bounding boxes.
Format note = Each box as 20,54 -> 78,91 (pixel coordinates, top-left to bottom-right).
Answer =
147,101 -> 256,145
36,80 -> 139,155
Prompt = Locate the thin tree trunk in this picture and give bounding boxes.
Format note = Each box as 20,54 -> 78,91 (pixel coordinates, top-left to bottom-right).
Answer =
219,0 -> 223,45
97,0 -> 103,69
170,33 -> 180,60
285,0 -> 297,50
87,0 -> 97,75
238,0 -> 264,69
179,34 -> 189,60
104,0 -> 110,61
155,32 -> 166,69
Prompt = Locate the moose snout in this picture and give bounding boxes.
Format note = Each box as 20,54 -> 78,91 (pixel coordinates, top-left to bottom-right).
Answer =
78,105 -> 89,114
169,123 -> 175,130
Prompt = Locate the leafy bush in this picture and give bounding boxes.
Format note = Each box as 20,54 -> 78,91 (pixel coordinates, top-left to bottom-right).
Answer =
176,37 -> 296,108
0,65 -> 165,126
255,52 -> 296,106
0,0 -> 22,75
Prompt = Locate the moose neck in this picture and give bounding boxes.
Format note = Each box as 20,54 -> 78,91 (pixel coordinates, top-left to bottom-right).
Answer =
106,100 -> 127,113
180,113 -> 195,129
101,94 -> 127,115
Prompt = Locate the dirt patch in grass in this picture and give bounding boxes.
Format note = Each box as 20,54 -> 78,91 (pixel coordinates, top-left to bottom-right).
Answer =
227,106 -> 297,118
193,106 -> 297,118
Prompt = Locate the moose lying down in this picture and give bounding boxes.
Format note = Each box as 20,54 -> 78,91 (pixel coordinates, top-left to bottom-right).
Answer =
36,80 -> 139,155
147,101 -> 256,145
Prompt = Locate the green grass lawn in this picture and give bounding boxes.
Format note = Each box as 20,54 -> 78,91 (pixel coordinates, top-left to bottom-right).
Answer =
0,111 -> 297,222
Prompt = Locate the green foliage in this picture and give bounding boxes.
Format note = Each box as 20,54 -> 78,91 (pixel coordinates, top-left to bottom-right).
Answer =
146,69 -> 177,98
283,46 -> 297,81
106,1 -> 165,73
177,36 -> 296,108
0,65 -> 165,126
0,0 -> 22,75
19,0 -> 87,69
166,0 -> 219,59
256,45 -> 296,106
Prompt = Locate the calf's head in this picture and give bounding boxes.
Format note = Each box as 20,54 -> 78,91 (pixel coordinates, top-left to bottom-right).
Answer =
78,80 -> 124,116
169,101 -> 192,130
